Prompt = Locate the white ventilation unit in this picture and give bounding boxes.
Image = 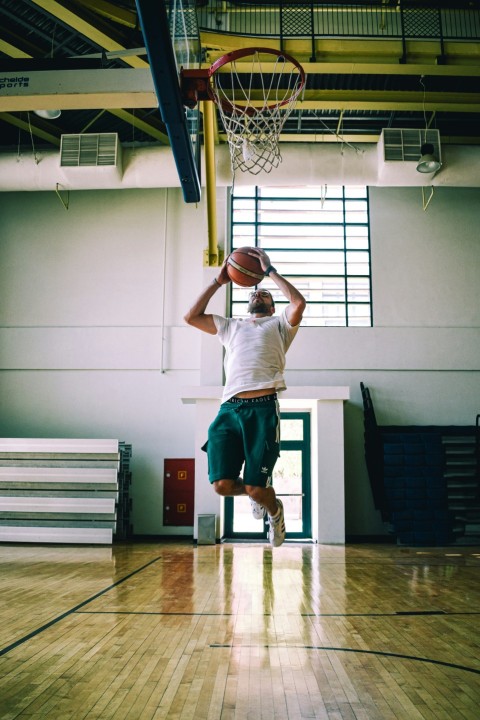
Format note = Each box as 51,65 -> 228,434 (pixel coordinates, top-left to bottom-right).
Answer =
59,133 -> 123,182
377,128 -> 442,183
379,128 -> 441,163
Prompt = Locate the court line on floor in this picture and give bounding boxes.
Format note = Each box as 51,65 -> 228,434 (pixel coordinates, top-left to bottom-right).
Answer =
0,555 -> 163,657
303,611 -> 480,616
210,644 -> 480,675
74,610 -> 480,617
77,611 -> 234,616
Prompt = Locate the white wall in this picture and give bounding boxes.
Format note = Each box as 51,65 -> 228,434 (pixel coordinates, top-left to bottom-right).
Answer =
0,188 -> 208,535
0,184 -> 479,538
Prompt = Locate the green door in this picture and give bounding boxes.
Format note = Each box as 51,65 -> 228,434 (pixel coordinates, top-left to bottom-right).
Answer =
224,412 -> 311,540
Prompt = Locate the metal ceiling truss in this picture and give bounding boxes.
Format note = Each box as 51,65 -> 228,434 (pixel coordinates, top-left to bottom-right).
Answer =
0,0 -> 479,151
0,0 -> 165,148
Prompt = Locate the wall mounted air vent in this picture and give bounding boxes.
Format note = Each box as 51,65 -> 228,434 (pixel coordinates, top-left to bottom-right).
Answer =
380,128 -> 441,163
60,133 -> 121,168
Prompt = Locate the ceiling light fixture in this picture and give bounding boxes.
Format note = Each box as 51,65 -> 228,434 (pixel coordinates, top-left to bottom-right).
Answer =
34,109 -> 62,120
416,142 -> 442,174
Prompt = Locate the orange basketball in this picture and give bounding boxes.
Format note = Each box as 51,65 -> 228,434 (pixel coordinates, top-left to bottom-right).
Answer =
227,247 -> 264,287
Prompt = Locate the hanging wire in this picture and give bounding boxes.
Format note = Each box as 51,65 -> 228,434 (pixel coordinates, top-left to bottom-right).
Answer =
50,23 -> 56,58
311,111 -> 364,155
17,126 -> 22,162
55,183 -> 69,210
419,75 -> 437,138
420,75 -> 428,131
422,186 -> 435,211
337,110 -> 345,156
26,112 -> 40,165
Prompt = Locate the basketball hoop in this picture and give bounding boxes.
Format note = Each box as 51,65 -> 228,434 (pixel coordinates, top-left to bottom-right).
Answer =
181,47 -> 305,176
211,48 -> 305,175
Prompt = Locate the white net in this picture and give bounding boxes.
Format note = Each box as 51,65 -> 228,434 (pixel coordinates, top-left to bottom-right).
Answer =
210,50 -> 304,175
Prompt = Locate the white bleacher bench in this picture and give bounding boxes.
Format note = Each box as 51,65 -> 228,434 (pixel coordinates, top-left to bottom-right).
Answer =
0,439 -> 132,544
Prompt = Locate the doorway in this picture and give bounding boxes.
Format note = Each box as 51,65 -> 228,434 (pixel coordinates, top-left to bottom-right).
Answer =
224,412 -> 311,540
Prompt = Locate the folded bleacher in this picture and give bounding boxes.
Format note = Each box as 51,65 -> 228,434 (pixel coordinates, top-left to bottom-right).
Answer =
0,438 -> 132,544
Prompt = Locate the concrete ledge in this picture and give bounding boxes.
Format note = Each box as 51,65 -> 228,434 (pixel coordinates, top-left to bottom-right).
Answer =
181,386 -> 350,403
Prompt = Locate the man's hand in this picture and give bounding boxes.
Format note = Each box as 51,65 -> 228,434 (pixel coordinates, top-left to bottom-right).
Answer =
184,259 -> 231,334
247,247 -> 271,274
216,256 -> 232,286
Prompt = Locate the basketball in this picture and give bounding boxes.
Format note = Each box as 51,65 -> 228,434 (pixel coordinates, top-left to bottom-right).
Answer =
227,247 -> 264,287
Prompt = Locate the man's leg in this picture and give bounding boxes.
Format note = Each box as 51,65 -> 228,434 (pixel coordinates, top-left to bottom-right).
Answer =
212,478 -> 247,497
244,483 -> 277,516
213,478 -> 285,547
212,478 -> 277,517
245,483 -> 285,547
212,478 -> 266,520
238,399 -> 281,518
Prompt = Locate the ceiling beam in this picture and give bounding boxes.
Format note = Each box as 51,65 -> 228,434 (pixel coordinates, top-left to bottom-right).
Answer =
0,23 -> 60,60
0,38 -> 32,59
218,90 -> 480,114
0,112 -> 60,145
0,107 -> 169,146
0,41 -> 167,146
75,0 -> 138,29
203,34 -> 480,69
207,59 -> 480,79
304,62 -> 480,78
268,134 -> 480,145
0,69 -> 157,113
30,0 -> 148,68
108,109 -> 169,144
298,90 -> 480,113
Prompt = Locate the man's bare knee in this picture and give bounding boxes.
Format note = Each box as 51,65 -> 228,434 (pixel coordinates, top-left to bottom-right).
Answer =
244,484 -> 277,515
245,484 -> 274,502
245,485 -> 263,501
213,479 -> 245,497
213,480 -> 230,496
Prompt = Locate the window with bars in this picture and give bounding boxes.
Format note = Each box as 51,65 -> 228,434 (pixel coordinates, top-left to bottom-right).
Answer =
230,185 -> 372,327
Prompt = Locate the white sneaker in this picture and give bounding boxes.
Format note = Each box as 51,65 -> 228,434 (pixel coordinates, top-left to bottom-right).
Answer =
268,499 -> 285,547
249,495 -> 265,520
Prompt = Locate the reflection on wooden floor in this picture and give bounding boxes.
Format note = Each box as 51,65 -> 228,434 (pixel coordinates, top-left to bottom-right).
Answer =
0,542 -> 479,719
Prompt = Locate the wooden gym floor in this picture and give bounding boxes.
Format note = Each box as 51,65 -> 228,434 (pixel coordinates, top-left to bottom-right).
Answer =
0,542 -> 479,720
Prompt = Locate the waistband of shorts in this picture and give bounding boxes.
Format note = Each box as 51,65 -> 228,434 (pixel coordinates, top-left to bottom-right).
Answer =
226,393 -> 277,405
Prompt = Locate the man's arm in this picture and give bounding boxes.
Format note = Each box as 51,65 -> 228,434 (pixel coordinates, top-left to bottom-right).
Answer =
183,262 -> 230,334
248,248 -> 306,327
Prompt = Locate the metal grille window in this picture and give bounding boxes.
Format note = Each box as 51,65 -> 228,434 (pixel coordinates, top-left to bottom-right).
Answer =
230,186 -> 372,327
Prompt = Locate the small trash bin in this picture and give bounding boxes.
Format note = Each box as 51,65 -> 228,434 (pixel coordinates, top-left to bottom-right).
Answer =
197,514 -> 216,545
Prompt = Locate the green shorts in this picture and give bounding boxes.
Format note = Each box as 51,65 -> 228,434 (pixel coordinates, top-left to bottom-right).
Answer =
202,394 -> 280,487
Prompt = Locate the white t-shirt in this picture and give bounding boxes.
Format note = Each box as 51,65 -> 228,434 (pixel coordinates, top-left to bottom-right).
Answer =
212,310 -> 300,402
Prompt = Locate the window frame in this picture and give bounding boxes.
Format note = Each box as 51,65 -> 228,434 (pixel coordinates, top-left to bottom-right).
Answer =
229,185 -> 373,327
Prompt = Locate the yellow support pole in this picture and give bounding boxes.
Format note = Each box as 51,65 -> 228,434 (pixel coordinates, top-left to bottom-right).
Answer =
203,100 -> 221,267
